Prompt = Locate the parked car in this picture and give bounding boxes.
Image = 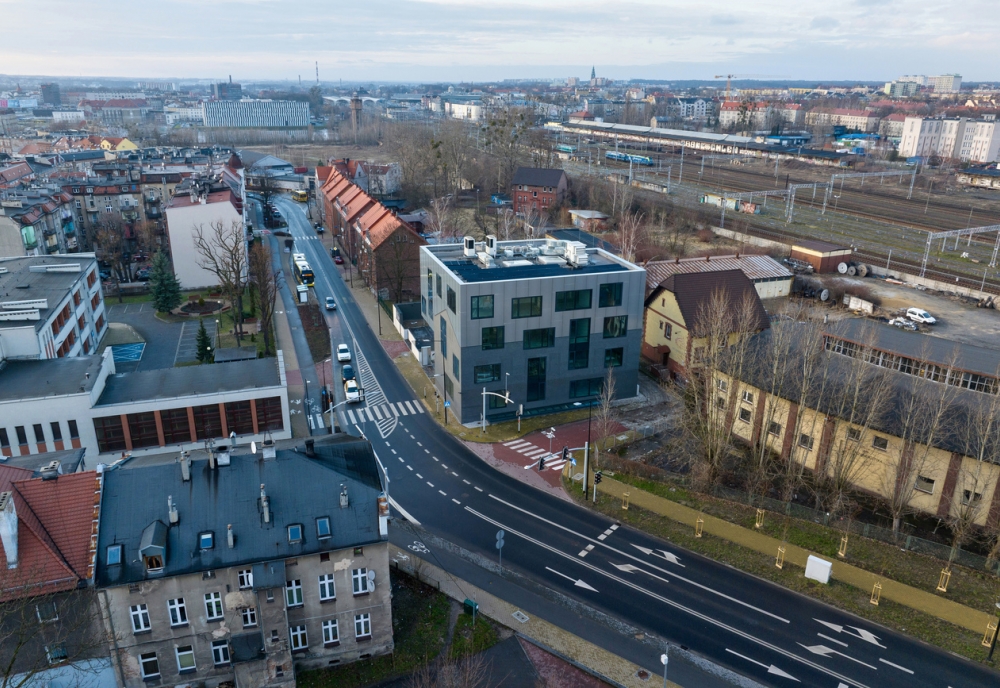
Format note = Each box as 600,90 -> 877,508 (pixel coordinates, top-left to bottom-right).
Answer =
273,230 -> 291,237
315,224 -> 325,233
325,296 -> 336,311
336,343 -> 351,362
906,307 -> 937,325
135,268 -> 151,281
334,255 -> 344,265
889,317 -> 918,331
344,379 -> 361,403
341,364 -> 355,382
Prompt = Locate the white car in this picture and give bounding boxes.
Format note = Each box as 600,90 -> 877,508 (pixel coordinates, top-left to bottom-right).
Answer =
325,296 -> 336,311
344,379 -> 361,403
336,343 -> 351,362
906,307 -> 937,325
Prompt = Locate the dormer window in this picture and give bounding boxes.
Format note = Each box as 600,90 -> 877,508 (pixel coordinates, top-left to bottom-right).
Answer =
199,532 -> 214,550
106,544 -> 122,566
287,524 -> 303,544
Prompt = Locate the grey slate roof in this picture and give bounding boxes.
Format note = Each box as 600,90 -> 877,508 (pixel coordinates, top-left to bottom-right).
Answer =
96,436 -> 385,588
2,447 -> 87,475
511,167 -> 566,188
0,355 -> 103,402
95,357 -> 281,406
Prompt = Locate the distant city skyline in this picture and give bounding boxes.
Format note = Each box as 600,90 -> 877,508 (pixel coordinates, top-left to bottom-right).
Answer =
1,0 -> 997,83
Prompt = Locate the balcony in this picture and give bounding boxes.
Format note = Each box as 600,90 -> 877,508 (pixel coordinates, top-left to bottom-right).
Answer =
46,243 -> 60,254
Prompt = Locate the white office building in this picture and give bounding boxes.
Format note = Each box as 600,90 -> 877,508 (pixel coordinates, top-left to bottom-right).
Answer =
899,116 -> 1000,162
202,99 -> 310,128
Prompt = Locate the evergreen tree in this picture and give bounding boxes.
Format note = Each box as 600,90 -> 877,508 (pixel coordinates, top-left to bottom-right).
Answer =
196,319 -> 213,363
149,251 -> 182,313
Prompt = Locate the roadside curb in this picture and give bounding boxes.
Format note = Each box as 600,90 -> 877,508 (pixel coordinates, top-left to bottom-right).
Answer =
388,543 -> 680,688
591,474 -> 994,635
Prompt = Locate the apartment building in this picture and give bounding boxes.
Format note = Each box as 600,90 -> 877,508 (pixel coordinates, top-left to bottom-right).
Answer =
164,178 -> 245,290
202,100 -> 309,129
96,435 -> 393,687
718,102 -> 803,130
928,74 -> 962,94
420,236 -> 645,423
883,81 -> 919,98
0,345 -> 290,461
0,190 -> 79,255
898,116 -> 1000,162
805,109 -> 880,133
715,319 -> 1000,528
511,167 -> 568,215
0,255 -> 107,360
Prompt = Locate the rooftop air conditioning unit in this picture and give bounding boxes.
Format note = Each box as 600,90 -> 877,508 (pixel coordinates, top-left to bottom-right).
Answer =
463,236 -> 476,257
486,235 -> 498,257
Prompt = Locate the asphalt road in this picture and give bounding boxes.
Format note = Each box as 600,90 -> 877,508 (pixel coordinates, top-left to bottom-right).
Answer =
273,195 -> 999,688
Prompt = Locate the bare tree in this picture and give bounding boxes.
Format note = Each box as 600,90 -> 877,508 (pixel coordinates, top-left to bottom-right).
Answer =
92,213 -> 130,302
616,211 -> 645,263
591,367 -> 619,468
481,105 -> 530,192
954,374 -> 1000,567
247,242 -> 277,356
494,207 -> 519,241
193,220 -> 249,345
878,350 -> 959,537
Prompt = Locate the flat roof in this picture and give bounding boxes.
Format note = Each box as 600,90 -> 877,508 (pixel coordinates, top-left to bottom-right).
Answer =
791,239 -> 851,254
0,355 -> 103,402
96,357 -> 282,406
0,255 -> 98,333
424,238 -> 638,285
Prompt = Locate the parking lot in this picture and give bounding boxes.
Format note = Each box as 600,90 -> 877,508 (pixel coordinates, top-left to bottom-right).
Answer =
104,302 -> 217,369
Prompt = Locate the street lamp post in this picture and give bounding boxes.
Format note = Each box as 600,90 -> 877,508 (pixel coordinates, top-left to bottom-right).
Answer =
481,387 -> 512,435
573,398 -> 595,498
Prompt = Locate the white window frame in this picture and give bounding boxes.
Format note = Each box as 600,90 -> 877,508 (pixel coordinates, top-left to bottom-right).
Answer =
322,619 -> 339,645
289,625 -> 308,651
238,569 -> 253,589
167,598 -> 187,627
798,434 -> 814,451
211,640 -> 231,666
319,573 -> 336,601
352,568 -> 369,595
204,592 -> 224,621
130,604 -> 151,633
741,390 -> 754,404
738,407 -> 752,423
872,436 -> 888,451
914,475 -> 935,494
139,652 -> 159,679
242,607 -> 257,627
285,579 -> 303,607
354,613 -> 371,638
36,600 -> 59,623
175,645 -> 196,672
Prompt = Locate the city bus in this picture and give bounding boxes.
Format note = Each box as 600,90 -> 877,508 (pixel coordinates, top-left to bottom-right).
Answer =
291,190 -> 309,202
292,254 -> 314,286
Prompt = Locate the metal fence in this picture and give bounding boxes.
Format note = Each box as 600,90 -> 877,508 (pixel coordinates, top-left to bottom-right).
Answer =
709,485 -> 1000,575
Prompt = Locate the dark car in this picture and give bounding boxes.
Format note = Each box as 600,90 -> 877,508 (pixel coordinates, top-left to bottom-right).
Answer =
273,230 -> 291,237
341,364 -> 355,382
334,255 -> 344,265
315,224 -> 325,233
135,268 -> 151,282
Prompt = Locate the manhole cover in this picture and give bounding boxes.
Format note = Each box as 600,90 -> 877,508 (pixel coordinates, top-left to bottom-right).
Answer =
511,611 -> 529,624
636,669 -> 650,681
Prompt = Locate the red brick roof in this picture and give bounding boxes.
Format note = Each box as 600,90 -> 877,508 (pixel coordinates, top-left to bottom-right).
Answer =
0,468 -> 101,601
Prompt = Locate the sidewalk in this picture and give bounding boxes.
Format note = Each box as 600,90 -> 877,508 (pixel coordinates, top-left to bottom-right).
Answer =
389,543 -> 679,688
589,473 -> 996,636
273,286 -> 310,438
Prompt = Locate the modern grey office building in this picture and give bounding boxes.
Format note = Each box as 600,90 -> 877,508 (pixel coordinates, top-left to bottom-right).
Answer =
420,236 -> 645,425
202,99 -> 309,128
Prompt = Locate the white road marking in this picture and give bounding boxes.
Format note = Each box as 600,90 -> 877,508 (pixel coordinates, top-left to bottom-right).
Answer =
817,633 -> 849,648
427,482 -> 434,488
488,494 -> 787,623
452,498 -> 461,505
878,659 -> 913,674
347,409 -> 357,424
389,404 -> 399,417
415,402 -> 425,413
504,439 -> 529,447
451,471 -> 459,477
398,403 -> 409,416
405,401 -> 418,414
391,448 -> 397,454
416,441 -> 423,447
548,461 -> 567,470
796,644 -> 877,670
389,497 -> 420,526
463,479 -> 471,485
474,486 -> 483,492
438,490 -> 447,496
522,447 -> 547,456
579,544 -> 595,557
725,649 -> 800,682
544,566 -> 599,592
397,457 -> 404,463
416,473 -> 423,479
813,620 -> 886,648
632,545 -> 684,567
373,405 -> 384,420
609,524 -> 619,531
441,464 -> 449,469
433,457 -> 439,462
598,534 -> 607,540
467,506 -> 864,688
424,449 -> 430,454
406,465 -> 413,471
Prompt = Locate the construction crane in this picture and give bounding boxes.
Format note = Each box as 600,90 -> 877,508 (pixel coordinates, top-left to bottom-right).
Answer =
713,74 -> 787,100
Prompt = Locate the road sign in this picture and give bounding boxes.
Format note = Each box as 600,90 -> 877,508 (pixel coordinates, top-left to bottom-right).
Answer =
444,400 -> 451,408
496,529 -> 505,568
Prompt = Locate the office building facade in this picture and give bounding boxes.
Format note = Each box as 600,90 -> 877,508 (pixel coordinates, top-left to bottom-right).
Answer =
202,100 -> 309,129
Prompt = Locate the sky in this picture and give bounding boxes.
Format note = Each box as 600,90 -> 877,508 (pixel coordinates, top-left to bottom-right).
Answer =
1,0 -> 997,83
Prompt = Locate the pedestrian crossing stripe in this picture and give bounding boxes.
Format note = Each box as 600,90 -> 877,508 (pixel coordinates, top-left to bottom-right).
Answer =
339,400 -> 424,428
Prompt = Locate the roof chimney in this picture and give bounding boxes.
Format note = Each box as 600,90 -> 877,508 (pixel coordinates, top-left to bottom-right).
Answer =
260,484 -> 271,523
227,524 -> 234,549
167,496 -> 178,525
0,492 -> 17,569
40,460 -> 62,480
262,437 -> 276,461
339,484 -> 349,509
179,451 -> 191,481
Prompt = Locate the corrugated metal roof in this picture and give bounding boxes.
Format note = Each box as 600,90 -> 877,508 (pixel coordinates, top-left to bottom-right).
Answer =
644,255 -> 792,294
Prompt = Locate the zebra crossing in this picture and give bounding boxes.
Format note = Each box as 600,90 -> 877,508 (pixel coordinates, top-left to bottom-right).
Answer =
502,438 -> 569,471
339,399 -> 424,428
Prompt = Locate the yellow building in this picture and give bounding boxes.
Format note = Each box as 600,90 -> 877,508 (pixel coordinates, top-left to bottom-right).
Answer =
642,269 -> 769,378
714,319 -> 1000,527
99,136 -> 138,152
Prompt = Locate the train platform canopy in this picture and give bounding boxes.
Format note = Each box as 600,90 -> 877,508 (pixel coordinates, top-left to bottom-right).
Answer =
790,239 -> 853,273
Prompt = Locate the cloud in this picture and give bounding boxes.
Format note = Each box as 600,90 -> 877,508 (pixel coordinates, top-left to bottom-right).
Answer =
810,16 -> 840,30
710,14 -> 742,25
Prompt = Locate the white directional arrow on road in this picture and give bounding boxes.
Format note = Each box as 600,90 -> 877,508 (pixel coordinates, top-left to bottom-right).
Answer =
725,649 -> 799,682
544,566 -> 598,592
633,544 -> 685,567
814,619 -> 887,648
797,644 -> 878,670
612,562 -> 672,585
